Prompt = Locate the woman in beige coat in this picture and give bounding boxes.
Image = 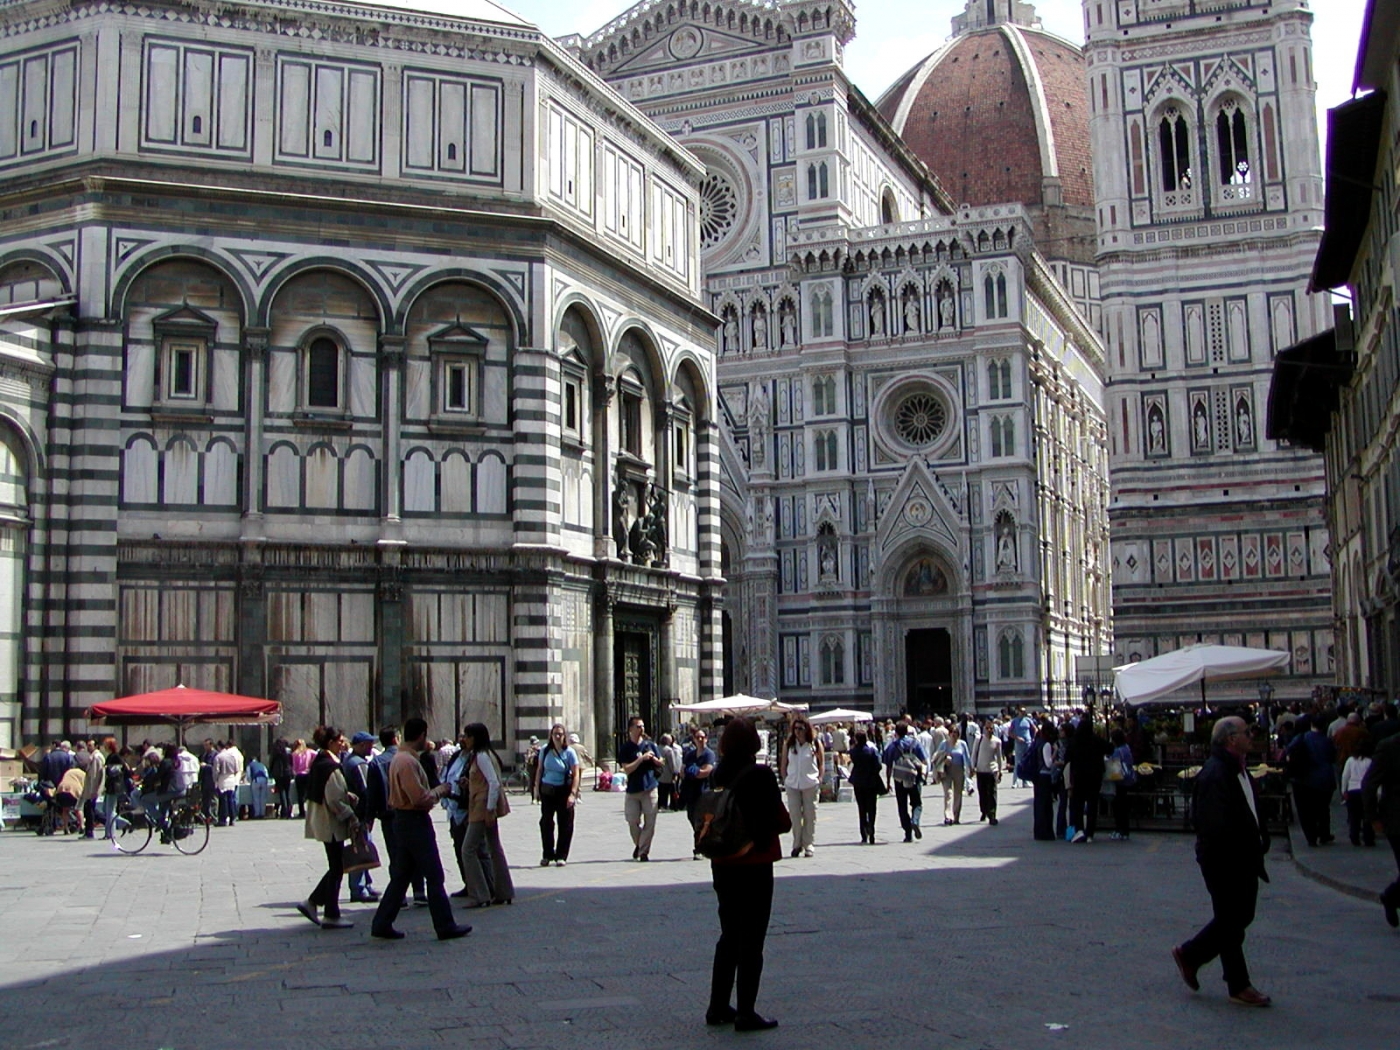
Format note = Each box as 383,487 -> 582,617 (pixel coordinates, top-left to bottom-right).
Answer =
297,725 -> 359,930
457,722 -> 515,908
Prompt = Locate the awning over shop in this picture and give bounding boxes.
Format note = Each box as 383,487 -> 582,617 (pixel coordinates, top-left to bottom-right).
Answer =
1311,90 -> 1387,292
1266,328 -> 1351,452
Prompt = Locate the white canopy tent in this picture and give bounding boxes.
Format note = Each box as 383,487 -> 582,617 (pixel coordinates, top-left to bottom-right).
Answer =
1113,644 -> 1290,706
671,694 -> 808,717
807,708 -> 875,725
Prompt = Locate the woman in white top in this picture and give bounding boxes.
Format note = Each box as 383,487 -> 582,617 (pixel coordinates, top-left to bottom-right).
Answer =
934,727 -> 972,825
779,718 -> 824,857
1341,735 -> 1376,847
457,722 -> 515,907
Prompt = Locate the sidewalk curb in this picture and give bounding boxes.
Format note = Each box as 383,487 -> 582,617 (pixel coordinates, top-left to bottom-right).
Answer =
1283,826 -> 1380,904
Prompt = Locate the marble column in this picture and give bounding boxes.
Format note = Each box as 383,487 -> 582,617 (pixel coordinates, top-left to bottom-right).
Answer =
594,591 -> 615,762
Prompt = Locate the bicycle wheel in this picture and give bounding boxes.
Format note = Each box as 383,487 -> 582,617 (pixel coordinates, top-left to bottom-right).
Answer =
171,803 -> 210,855
113,810 -> 153,854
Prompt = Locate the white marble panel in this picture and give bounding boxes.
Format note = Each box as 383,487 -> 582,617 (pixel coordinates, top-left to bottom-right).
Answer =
266,445 -> 300,507
403,449 -> 435,512
340,592 -> 374,643
482,362 -> 507,423
266,351 -> 297,414
349,358 -> 376,418
304,446 -> 338,509
440,593 -> 470,642
476,453 -> 506,514
343,447 -> 376,510
325,660 -> 372,730
441,452 -> 471,513
212,349 -> 239,412
162,440 -> 198,504
126,342 -> 155,406
123,440 -> 158,503
476,593 -> 507,643
404,358 -> 430,419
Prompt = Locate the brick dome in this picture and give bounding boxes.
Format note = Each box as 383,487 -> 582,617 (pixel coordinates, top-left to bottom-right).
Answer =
877,23 -> 1093,212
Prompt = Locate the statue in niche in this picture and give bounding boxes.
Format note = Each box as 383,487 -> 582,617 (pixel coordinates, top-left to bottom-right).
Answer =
722,309 -> 739,355
647,484 -> 668,566
629,503 -> 656,565
747,383 -> 771,467
903,292 -> 920,334
869,294 -> 885,337
612,480 -> 631,559
752,306 -> 768,351
779,303 -> 797,348
820,544 -> 837,581
996,518 -> 1017,573
937,284 -> 955,329
1147,406 -> 1166,455
1236,402 -> 1252,446
1193,403 -> 1209,449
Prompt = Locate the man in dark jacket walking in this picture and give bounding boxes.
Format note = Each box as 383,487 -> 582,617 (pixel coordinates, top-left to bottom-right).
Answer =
1171,716 -> 1272,1007
1363,732 -> 1400,927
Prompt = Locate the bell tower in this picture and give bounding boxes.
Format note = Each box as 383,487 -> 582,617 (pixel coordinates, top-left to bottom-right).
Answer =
1085,0 -> 1333,687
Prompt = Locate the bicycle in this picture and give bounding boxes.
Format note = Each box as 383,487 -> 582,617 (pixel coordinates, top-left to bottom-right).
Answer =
112,793 -> 211,856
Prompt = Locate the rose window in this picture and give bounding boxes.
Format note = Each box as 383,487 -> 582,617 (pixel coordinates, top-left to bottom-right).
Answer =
894,392 -> 947,446
699,170 -> 739,251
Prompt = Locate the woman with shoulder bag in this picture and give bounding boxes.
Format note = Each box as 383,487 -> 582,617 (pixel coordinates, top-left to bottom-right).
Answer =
458,722 -> 515,908
705,717 -> 790,1032
1107,728 -> 1137,841
297,725 -> 359,930
534,722 -> 581,867
847,730 -> 884,844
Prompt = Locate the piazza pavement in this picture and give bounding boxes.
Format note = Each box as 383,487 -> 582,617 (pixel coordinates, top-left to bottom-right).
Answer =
0,783 -> 1395,1050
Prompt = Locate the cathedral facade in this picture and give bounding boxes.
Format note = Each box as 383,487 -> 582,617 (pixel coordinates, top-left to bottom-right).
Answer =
880,0 -> 1336,701
0,0 -> 722,756
568,0 -> 1112,714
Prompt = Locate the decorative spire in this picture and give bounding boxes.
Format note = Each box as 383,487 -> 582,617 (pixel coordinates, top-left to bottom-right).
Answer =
951,0 -> 1041,37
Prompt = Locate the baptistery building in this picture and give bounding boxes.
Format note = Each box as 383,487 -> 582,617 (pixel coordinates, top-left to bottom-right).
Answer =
567,0 -> 1112,713
0,0 -> 722,755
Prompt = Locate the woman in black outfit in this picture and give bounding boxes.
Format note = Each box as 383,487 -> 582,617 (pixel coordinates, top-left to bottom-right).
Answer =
847,730 -> 883,843
269,739 -> 292,820
1066,712 -> 1110,843
706,717 -> 790,1032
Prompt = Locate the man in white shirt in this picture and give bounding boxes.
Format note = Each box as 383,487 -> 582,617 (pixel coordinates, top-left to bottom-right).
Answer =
213,741 -> 244,826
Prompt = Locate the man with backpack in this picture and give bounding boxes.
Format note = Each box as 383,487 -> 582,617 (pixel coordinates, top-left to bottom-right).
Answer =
882,721 -> 928,842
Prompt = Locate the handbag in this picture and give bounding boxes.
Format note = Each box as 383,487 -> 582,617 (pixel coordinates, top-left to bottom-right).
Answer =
342,827 -> 380,874
1104,755 -> 1126,782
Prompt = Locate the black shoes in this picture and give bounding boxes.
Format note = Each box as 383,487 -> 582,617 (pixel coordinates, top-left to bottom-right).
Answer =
706,1006 -> 737,1026
903,832 -> 913,842
734,1014 -> 779,1032
437,924 -> 473,941
295,901 -> 320,927
989,817 -> 998,825
1383,892 -> 1399,929
913,825 -> 922,840
371,927 -> 405,940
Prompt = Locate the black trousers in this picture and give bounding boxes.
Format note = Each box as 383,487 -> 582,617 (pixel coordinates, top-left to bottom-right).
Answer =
308,840 -> 344,919
449,816 -> 469,888
893,780 -> 921,833
1180,860 -> 1259,994
1069,786 -> 1101,838
853,784 -> 877,841
293,773 -> 310,817
539,788 -> 576,861
975,772 -> 998,820
710,862 -> 774,1016
370,810 -> 455,935
1344,791 -> 1375,846
380,812 -> 425,898
1384,835 -> 1400,907
1032,776 -> 1055,840
1294,784 -> 1334,845
1112,785 -> 1131,835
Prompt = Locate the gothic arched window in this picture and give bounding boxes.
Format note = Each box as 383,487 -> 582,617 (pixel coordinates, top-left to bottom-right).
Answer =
1215,99 -> 1251,195
807,163 -> 817,200
1158,106 -> 1192,193
998,630 -> 1024,679
805,113 -> 816,150
816,112 -> 828,148
818,161 -> 829,197
820,636 -> 844,685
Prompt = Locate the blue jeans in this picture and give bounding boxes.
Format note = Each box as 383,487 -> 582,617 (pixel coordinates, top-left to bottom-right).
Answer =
101,794 -> 120,839
248,780 -> 270,818
218,789 -> 238,825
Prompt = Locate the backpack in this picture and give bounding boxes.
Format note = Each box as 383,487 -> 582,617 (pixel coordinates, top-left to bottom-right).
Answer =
691,769 -> 753,860
890,738 -> 926,787
1015,740 -> 1043,783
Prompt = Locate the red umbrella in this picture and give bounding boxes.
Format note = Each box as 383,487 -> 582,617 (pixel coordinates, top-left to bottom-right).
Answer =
87,685 -> 282,739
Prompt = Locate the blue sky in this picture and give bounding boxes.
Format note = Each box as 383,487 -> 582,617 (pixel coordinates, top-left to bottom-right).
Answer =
502,0 -> 1368,153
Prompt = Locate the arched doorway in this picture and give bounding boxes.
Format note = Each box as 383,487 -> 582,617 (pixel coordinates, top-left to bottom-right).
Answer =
0,426 -> 28,748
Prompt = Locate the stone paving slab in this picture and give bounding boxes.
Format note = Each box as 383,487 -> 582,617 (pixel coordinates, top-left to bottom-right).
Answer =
0,785 -> 1396,1049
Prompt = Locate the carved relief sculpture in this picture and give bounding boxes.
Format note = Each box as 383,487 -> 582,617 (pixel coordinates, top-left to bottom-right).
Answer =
647,483 -> 669,567
903,290 -> 920,334
779,302 -> 797,348
722,307 -> 739,355
612,474 -> 631,558
995,515 -> 1017,573
747,382 -> 771,468
937,283 -> 955,329
869,293 -> 885,337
